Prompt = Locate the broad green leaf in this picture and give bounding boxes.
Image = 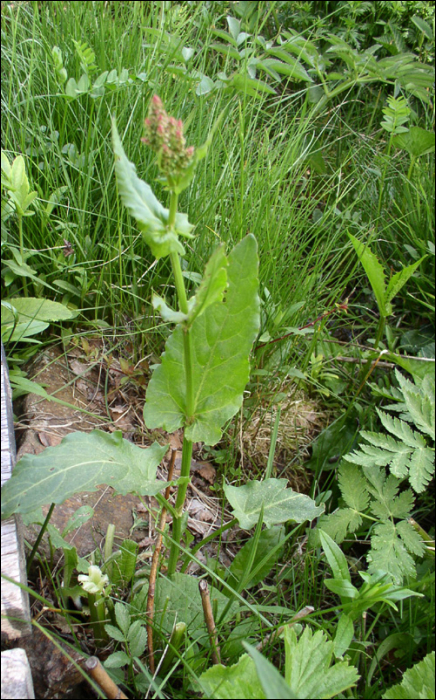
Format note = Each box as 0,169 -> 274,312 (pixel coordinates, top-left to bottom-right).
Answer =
244,644 -> 296,699
5,297 -> 75,322
283,626 -> 359,698
1,431 -> 168,518
196,75 -> 216,95
131,573 -> 238,640
224,478 -> 324,530
393,127 -> 435,158
385,257 -> 427,304
383,651 -> 435,699
348,233 -> 388,317
62,505 -> 94,536
144,235 -> 260,445
320,530 -> 350,582
199,654 -> 266,699
112,119 -> 194,258
104,624 -> 125,643
2,318 -> 49,343
334,614 -> 354,658
227,526 -> 286,590
115,601 -> 130,635
264,50 -> 313,82
227,16 -> 241,42
128,623 -> 147,658
187,245 -> 228,326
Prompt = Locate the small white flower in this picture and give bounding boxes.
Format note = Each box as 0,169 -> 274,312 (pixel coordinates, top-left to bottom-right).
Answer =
78,565 -> 109,595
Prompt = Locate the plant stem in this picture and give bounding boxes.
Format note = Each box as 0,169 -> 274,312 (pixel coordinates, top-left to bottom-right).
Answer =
166,190 -> 195,574
88,591 -> 108,648
167,437 -> 193,576
18,214 -> 28,296
27,502 -> 55,574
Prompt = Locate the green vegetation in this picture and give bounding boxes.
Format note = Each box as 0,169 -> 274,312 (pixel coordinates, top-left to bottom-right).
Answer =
1,2 -> 434,698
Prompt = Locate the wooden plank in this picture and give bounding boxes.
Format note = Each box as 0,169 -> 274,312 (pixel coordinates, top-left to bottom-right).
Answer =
1,341 -> 32,641
1,648 -> 35,699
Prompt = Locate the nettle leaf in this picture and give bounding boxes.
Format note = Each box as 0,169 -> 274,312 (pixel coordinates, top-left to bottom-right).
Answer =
144,235 -> 260,445
1,431 -> 168,518
224,478 -> 324,530
348,233 -> 388,316
284,626 -> 359,698
112,119 -> 194,259
199,653 -> 266,699
383,651 -> 435,699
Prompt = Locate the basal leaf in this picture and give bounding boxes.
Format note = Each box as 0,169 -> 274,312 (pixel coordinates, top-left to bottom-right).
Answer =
199,654 -> 266,699
383,651 -> 435,699
144,235 -> 260,445
348,233 -> 388,317
334,614 -> 354,659
224,478 -> 324,530
283,626 -> 359,698
320,530 -> 350,582
5,297 -> 75,322
1,431 -> 168,518
112,119 -> 194,258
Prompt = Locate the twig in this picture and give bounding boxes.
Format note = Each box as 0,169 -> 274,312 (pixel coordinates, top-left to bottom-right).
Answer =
333,356 -> 395,368
147,449 -> 177,674
199,579 -> 221,664
85,656 -> 128,699
255,606 -> 314,652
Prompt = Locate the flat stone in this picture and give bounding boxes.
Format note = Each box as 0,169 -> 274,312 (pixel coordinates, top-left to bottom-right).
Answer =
1,648 -> 34,700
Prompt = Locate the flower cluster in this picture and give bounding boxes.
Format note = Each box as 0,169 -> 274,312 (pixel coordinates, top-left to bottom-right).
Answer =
78,565 -> 109,595
142,95 -> 194,178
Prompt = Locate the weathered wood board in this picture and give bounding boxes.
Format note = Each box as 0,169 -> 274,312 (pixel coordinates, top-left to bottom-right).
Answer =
1,342 -> 34,699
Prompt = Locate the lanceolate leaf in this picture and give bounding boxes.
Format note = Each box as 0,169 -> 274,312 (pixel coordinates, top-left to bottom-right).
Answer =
144,235 -> 260,445
224,478 -> 324,530
1,431 -> 168,518
385,257 -> 426,305
112,119 -> 194,258
348,233 -> 388,316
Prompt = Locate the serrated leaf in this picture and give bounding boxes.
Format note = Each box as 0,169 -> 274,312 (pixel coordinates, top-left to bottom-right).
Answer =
112,119 -> 194,258
385,257 -> 427,304
383,651 -> 435,699
367,521 -> 417,584
199,653 -> 266,699
396,520 -> 425,557
104,651 -> 130,668
227,526 -> 286,590
283,626 -> 359,698
1,431 -> 168,518
187,245 -> 228,326
396,370 -> 435,439
317,508 -> 363,544
144,236 -> 260,445
320,530 -> 350,582
224,478 -> 324,530
334,614 -> 354,658
339,463 -> 370,512
376,408 -> 427,448
115,601 -> 130,635
348,233 -> 388,316
104,624 -> 126,642
128,622 -> 147,657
